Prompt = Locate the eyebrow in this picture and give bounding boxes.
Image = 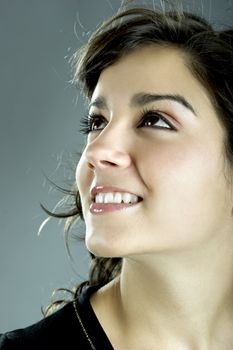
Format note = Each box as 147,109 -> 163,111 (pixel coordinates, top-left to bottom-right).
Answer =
89,93 -> 197,116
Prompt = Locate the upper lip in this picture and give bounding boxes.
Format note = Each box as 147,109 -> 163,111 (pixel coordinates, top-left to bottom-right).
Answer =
90,186 -> 143,201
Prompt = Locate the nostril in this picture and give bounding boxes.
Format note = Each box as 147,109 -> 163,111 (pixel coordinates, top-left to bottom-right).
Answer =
100,160 -> 117,167
87,163 -> 95,170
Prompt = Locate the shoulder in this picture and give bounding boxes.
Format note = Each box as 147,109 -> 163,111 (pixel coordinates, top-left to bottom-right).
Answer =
0,289 -> 91,350
0,302 -> 77,349
0,282 -> 113,350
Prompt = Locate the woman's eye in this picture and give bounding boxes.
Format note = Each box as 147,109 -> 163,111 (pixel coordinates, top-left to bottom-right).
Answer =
139,111 -> 176,131
89,116 -> 106,131
79,114 -> 106,135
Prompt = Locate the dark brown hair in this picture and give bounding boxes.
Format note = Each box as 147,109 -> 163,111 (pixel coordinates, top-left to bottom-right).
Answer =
42,3 -> 233,312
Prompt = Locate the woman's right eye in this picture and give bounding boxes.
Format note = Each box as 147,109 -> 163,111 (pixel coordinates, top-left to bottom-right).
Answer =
79,114 -> 107,135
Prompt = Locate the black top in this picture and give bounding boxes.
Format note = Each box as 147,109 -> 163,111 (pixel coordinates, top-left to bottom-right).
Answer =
0,282 -> 114,350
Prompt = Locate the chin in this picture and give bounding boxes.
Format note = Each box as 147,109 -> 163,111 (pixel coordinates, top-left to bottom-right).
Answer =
86,240 -> 122,258
85,231 -> 141,258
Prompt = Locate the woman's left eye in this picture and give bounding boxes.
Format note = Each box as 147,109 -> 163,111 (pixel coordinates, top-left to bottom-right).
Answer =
139,110 -> 176,131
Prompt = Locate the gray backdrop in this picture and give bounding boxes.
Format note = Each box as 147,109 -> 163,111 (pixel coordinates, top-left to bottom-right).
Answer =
0,0 -> 232,332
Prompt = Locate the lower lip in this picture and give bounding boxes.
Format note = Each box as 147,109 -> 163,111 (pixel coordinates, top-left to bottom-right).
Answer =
90,202 -> 141,214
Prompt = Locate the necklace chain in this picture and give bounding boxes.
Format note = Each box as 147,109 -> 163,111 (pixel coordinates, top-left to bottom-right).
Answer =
73,299 -> 97,350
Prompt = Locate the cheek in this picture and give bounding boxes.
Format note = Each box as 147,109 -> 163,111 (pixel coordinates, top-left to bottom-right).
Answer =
135,146 -> 222,252
141,139 -> 226,207
144,139 -> 230,235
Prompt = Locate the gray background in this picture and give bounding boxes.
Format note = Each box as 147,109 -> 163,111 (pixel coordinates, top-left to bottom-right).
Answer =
0,0 -> 232,332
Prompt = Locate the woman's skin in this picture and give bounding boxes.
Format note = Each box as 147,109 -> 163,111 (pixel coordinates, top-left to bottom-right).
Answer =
76,46 -> 233,349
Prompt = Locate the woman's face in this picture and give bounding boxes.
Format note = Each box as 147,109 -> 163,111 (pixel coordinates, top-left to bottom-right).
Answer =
76,46 -> 233,257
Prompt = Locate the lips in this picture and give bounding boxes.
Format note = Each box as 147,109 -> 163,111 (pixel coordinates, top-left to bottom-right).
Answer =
90,201 -> 140,214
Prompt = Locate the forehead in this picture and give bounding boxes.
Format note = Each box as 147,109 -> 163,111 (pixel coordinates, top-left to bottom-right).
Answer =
91,46 -> 213,115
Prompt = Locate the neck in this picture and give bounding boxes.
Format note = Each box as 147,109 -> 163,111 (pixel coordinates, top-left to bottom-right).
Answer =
112,234 -> 233,348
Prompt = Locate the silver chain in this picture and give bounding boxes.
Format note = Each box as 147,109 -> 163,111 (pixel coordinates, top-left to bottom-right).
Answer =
73,299 -> 97,350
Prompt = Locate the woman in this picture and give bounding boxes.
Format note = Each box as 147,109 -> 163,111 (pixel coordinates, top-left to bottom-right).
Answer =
1,3 -> 233,349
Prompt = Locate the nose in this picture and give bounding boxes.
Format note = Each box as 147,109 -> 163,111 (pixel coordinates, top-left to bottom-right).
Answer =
84,131 -> 132,171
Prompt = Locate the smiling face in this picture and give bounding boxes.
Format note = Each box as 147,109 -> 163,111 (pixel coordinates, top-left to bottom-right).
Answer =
76,45 -> 233,258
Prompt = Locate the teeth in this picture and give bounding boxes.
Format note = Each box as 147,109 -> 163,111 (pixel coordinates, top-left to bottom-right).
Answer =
104,193 -> 114,203
113,192 -> 122,204
122,193 -> 134,204
95,193 -> 104,203
95,192 -> 139,204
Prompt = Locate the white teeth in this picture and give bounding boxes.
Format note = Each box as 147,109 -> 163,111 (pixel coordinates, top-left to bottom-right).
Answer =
95,192 -> 139,204
114,192 -> 122,204
104,193 -> 114,203
96,193 -> 104,203
122,193 -> 134,204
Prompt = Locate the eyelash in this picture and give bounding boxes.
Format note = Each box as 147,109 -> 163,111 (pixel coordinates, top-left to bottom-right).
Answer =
79,109 -> 177,135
